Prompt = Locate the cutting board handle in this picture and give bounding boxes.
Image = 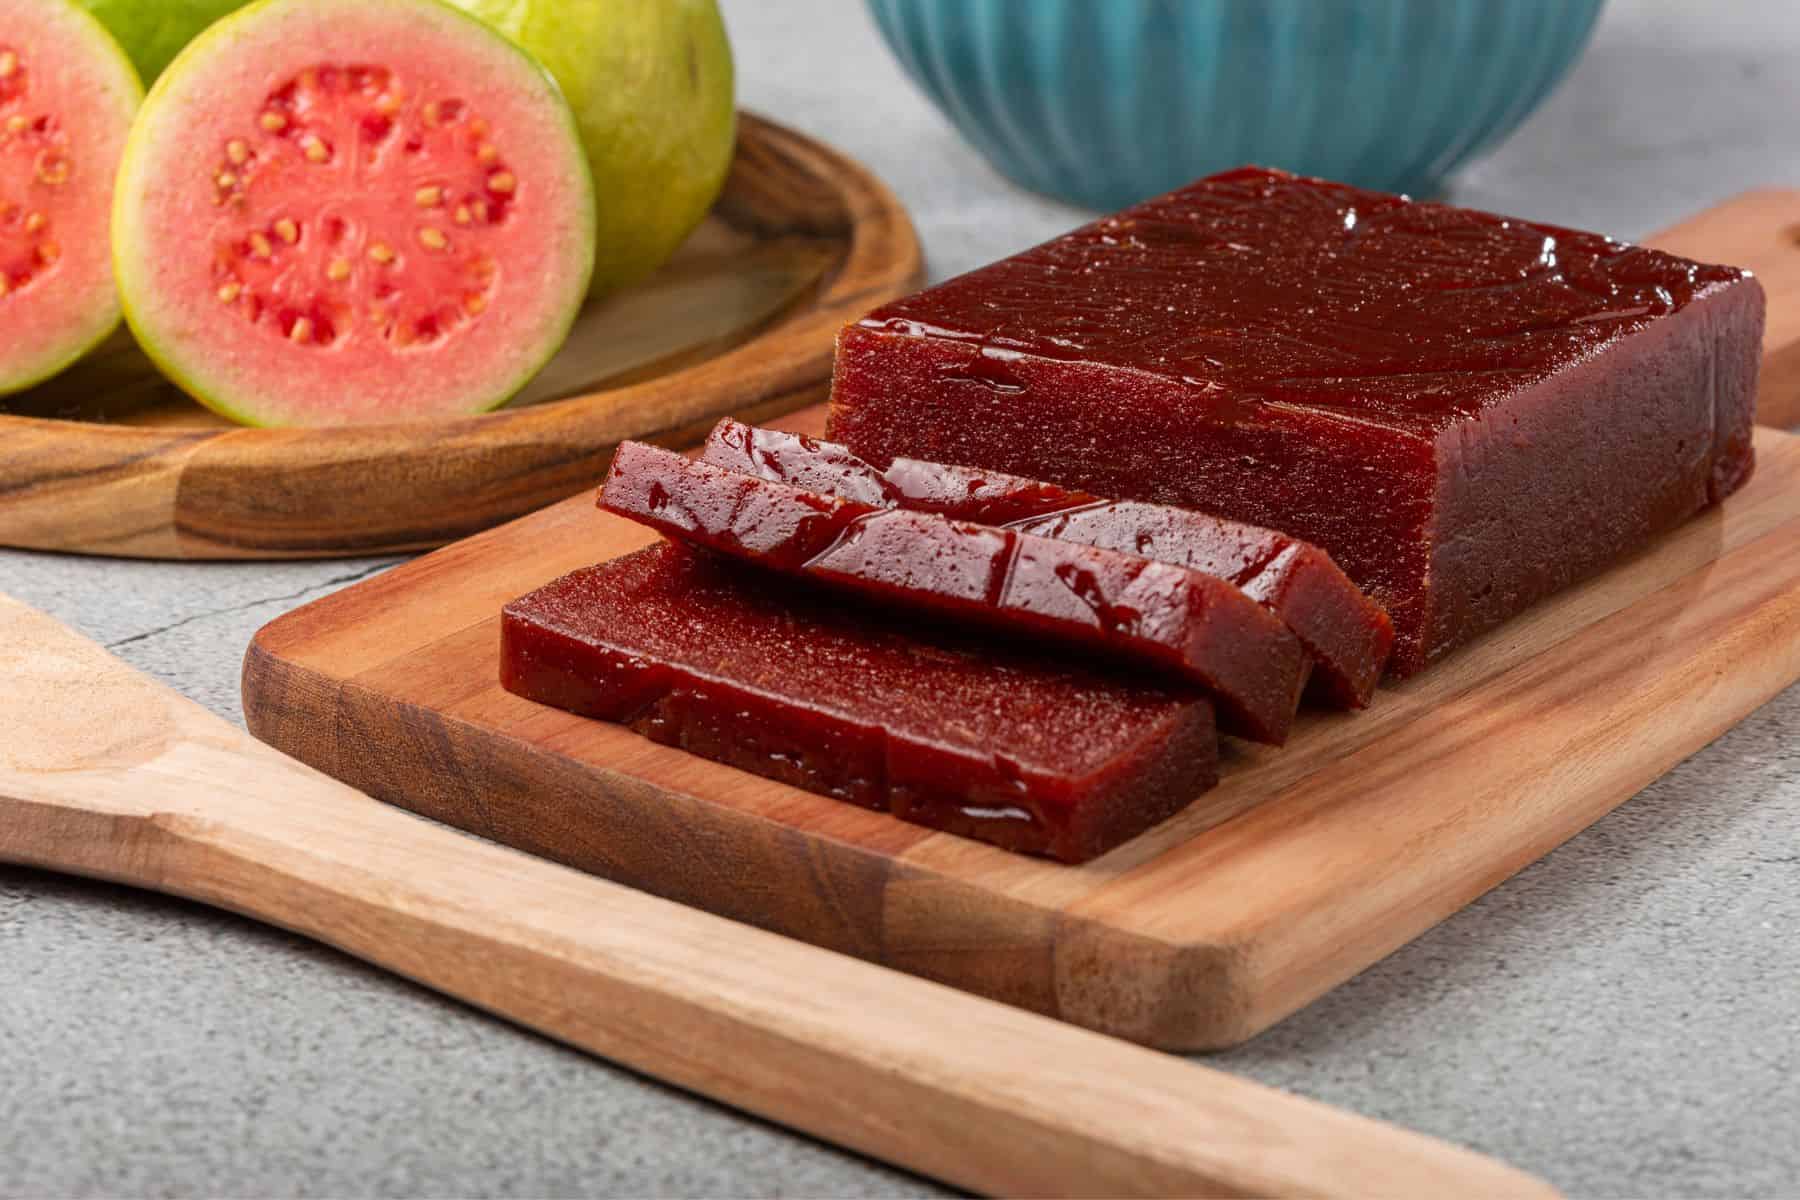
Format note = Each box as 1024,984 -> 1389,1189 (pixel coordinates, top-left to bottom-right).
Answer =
0,595 -> 1554,1199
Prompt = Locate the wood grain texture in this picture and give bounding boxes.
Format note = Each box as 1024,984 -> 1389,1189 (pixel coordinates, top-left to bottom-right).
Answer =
244,400 -> 1800,1051
0,113 -> 922,560
1646,188 -> 1800,427
0,596 -> 1557,1200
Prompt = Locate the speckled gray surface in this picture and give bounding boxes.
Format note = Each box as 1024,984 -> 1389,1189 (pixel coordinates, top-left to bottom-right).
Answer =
4,2 -> 1800,1197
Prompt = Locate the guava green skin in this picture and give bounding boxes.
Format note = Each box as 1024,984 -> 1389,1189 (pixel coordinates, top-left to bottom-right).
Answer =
456,0 -> 736,296
88,0 -> 737,297
0,0 -> 143,396
74,0 -> 246,83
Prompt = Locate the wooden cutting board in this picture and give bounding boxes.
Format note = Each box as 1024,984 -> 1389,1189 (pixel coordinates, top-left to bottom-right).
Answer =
246,385 -> 1800,1050
243,188 -> 1800,1053
0,113 -> 921,560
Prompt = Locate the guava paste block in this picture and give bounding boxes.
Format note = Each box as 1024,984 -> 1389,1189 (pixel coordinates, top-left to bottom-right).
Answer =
501,544 -> 1220,863
702,419 -> 1394,708
827,166 -> 1765,675
601,440 -> 1309,744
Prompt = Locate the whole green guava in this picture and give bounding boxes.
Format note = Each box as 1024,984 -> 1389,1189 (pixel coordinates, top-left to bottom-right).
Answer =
75,0 -> 245,83
456,0 -> 736,295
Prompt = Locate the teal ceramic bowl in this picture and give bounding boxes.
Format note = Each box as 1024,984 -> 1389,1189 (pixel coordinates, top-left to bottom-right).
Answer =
867,0 -> 1604,209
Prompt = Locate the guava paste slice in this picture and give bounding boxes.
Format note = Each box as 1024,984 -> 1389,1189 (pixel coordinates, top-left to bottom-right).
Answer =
601,440 -> 1310,745
112,0 -> 596,427
502,543 -> 1220,863
701,419 -> 1395,708
0,0 -> 140,395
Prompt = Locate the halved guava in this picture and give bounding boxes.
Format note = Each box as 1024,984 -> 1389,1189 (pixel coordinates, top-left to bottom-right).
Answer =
0,0 -> 141,396
84,0 -> 734,297
113,0 -> 596,427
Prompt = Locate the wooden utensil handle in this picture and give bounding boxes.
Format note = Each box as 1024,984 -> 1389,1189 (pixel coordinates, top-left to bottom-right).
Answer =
0,598 -> 1555,1198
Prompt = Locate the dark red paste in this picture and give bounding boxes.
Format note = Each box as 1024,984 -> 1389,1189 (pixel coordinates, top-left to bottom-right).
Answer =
827,166 -> 1763,674
601,439 -> 1308,743
702,418 -> 1394,707
501,544 -> 1219,862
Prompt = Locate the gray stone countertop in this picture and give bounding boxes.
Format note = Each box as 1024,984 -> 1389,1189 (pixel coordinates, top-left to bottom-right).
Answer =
4,1 -> 1798,1196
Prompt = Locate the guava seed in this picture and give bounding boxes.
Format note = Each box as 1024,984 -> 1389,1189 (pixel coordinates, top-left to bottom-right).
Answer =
36,153 -> 70,186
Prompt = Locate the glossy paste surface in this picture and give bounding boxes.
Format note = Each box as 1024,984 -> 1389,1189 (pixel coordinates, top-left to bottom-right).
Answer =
703,418 -> 1394,707
602,439 -> 1307,743
828,166 -> 1763,673
501,544 -> 1219,862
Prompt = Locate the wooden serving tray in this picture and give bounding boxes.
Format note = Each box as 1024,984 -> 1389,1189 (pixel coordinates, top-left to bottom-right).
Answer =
245,401 -> 1800,1051
0,113 -> 921,560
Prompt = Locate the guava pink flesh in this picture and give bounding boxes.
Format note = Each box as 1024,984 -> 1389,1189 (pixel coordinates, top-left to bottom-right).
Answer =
121,1 -> 593,425
203,71 -> 517,353
0,0 -> 135,390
